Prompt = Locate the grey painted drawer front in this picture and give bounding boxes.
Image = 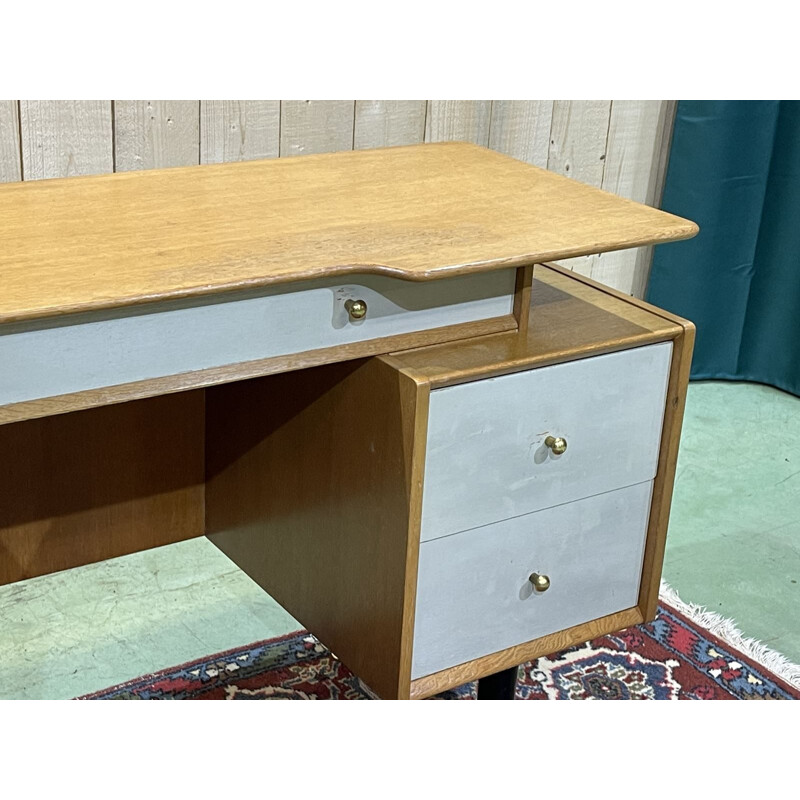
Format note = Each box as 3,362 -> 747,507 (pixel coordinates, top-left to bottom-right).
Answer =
0,269 -> 515,407
411,481 -> 653,679
420,342 -> 672,541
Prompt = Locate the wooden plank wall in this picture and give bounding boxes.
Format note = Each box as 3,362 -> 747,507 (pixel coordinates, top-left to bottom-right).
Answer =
0,100 -> 675,297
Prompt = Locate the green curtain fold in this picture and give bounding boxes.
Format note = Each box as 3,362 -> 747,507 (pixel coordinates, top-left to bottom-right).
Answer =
647,100 -> 800,397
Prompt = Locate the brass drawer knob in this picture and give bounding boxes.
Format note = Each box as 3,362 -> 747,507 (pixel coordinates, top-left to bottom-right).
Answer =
529,573 -> 550,593
345,298 -> 368,320
544,435 -> 567,455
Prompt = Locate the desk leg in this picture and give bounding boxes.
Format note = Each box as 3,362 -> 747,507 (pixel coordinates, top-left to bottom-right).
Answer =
476,666 -> 519,700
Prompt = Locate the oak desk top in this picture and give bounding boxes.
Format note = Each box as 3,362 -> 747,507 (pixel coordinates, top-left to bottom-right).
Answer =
0,142 -> 697,325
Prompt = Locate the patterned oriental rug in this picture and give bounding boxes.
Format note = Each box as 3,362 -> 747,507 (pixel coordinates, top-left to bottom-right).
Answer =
79,585 -> 800,700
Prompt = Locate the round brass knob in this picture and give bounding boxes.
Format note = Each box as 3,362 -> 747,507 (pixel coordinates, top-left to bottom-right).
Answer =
544,435 -> 567,455
345,299 -> 368,320
529,573 -> 550,593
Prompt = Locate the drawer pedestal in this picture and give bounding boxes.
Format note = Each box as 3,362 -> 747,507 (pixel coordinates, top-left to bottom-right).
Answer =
205,265 -> 695,699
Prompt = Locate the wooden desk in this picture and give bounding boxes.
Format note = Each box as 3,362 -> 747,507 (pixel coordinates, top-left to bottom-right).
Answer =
0,143 -> 697,698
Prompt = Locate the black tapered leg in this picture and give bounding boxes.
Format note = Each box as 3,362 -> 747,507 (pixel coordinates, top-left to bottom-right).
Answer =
476,665 -> 519,699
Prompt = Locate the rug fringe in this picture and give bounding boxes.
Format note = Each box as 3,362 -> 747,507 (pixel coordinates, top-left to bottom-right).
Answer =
659,581 -> 800,690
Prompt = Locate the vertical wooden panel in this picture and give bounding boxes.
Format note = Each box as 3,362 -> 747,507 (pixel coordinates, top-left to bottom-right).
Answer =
600,101 -> 666,200
0,101 -> 21,182
0,391 -> 205,586
488,101 -> 553,167
548,100 -> 612,277
279,101 -> 355,157
425,101 -> 492,146
206,359 -> 425,699
20,101 -> 113,180
547,100 -> 612,187
353,101 -> 427,150
200,100 -> 280,164
590,101 -> 673,296
114,100 -> 200,171
633,101 -> 678,298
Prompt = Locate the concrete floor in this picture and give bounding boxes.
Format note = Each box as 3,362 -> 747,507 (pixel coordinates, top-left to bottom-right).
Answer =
1,380 -> 798,699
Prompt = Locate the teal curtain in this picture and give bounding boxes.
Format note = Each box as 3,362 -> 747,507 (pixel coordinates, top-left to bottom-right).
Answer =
647,100 -> 800,397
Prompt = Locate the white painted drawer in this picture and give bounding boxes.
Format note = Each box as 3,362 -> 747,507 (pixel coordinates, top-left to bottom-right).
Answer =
411,481 -> 652,679
0,270 -> 515,406
420,342 -> 671,541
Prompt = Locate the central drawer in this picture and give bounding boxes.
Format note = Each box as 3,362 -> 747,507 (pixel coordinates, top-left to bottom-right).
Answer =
0,269 -> 516,407
411,480 -> 653,680
420,342 -> 672,541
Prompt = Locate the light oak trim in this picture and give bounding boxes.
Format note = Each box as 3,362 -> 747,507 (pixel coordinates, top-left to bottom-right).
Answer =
396,373 -> 430,693
638,321 -> 695,620
512,264 -> 533,338
543,261 -> 693,329
387,264 -> 682,390
410,606 -> 644,699
0,314 -> 516,426
540,264 -> 675,333
0,141 -> 697,324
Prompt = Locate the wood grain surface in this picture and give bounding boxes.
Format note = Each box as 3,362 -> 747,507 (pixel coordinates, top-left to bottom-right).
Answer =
638,315 -> 695,619
0,101 -> 21,182
409,606 -> 644,699
584,101 -> 675,293
0,391 -> 204,585
425,101 -> 492,146
200,101 -> 280,164
205,359 -> 427,700
354,101 -> 427,149
488,100 -> 554,168
114,101 -> 200,171
19,100 -> 113,180
0,261 -> 691,693
386,264 -> 683,388
548,100 -> 611,188
0,141 -> 697,325
547,100 -> 614,277
279,100 -> 355,157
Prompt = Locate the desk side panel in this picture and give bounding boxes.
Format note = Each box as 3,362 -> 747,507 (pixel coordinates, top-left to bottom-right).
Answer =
205,359 -> 424,700
0,391 -> 205,585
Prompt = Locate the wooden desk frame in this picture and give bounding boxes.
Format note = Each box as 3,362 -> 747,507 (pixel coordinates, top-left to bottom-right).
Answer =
0,144 -> 697,699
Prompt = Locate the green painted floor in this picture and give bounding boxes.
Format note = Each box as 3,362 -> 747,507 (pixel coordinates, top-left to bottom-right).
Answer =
1,381 -> 798,699
661,381 -> 800,663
